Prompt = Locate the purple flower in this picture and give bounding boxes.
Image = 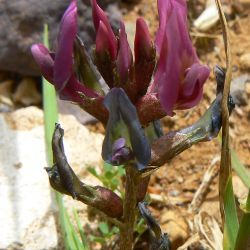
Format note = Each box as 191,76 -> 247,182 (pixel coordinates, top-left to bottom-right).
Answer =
151,0 -> 210,116
32,0 -> 211,126
111,138 -> 133,165
102,88 -> 151,170
31,0 -> 98,102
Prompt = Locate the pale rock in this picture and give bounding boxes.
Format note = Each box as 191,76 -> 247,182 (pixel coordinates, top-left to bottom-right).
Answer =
240,53 -> 250,70
0,106 -> 104,249
0,80 -> 15,112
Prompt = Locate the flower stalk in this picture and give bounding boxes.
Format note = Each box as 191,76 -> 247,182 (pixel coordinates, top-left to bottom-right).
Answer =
120,165 -> 140,250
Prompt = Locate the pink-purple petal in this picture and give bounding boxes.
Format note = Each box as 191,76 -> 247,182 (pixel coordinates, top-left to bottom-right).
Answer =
96,21 -> 116,60
155,0 -> 172,53
117,21 -> 132,83
176,64 -> 210,109
59,75 -> 99,102
134,18 -> 152,61
182,64 -> 210,96
54,0 -> 77,92
153,0 -> 209,115
31,44 -> 54,82
91,0 -> 117,58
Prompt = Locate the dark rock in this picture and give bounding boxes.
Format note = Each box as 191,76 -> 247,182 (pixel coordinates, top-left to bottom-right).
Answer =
0,0 -> 121,76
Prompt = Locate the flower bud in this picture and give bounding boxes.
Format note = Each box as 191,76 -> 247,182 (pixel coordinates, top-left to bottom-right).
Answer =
92,0 -> 117,59
116,22 -> 133,85
134,18 -> 156,96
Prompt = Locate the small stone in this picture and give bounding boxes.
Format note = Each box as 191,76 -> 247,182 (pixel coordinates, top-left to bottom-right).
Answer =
0,80 -> 15,112
240,53 -> 250,70
13,77 -> 42,106
0,80 -> 14,96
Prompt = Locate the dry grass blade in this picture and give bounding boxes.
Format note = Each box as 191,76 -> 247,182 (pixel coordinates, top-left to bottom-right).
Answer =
215,1 -> 240,249
177,233 -> 200,250
188,156 -> 220,213
215,0 -> 232,224
196,212 -> 223,250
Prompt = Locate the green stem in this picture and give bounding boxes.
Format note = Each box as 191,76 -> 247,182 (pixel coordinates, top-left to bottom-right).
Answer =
234,192 -> 250,250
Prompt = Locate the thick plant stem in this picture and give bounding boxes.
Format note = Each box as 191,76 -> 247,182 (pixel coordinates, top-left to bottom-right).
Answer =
120,166 -> 139,250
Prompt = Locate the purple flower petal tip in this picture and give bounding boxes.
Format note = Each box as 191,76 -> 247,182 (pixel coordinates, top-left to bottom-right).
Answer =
31,44 -> 54,82
53,0 -> 77,91
112,137 -> 126,152
92,0 -> 117,58
134,17 -> 152,61
117,21 -> 132,83
91,0 -> 109,32
96,21 -> 116,60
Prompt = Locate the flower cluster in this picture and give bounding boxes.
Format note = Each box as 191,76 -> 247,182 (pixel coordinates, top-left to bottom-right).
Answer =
31,0 -> 210,125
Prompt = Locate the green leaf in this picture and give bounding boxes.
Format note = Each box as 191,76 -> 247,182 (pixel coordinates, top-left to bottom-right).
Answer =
110,226 -> 119,234
104,171 -> 116,180
73,209 -> 89,249
111,178 -> 119,187
218,136 -> 250,188
89,235 -> 106,244
99,222 -> 109,235
117,166 -> 125,176
42,24 -> 58,165
135,218 -> 146,234
87,167 -> 100,179
231,149 -> 250,189
104,162 -> 113,172
223,176 -> 239,250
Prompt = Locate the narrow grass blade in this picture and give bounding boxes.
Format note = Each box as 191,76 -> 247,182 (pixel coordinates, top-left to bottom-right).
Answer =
42,24 -> 58,164
42,24 -> 85,250
218,135 -> 250,189
231,149 -> 250,189
223,176 -> 239,250
73,208 -> 89,249
234,191 -> 250,249
234,152 -> 250,250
